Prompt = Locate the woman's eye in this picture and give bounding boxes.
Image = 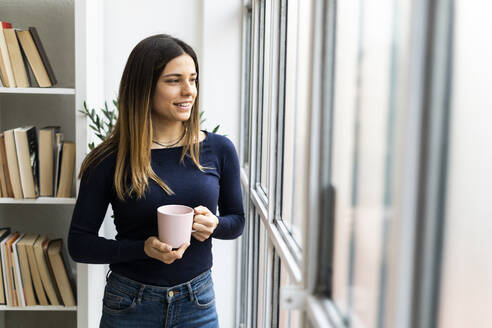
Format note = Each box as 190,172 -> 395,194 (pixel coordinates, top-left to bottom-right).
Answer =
166,79 -> 179,83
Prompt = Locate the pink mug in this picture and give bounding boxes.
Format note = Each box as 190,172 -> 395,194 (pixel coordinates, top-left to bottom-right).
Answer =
157,204 -> 194,249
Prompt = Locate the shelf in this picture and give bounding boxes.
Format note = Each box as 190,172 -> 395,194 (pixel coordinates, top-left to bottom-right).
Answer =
0,305 -> 77,311
0,88 -> 75,95
0,197 -> 76,204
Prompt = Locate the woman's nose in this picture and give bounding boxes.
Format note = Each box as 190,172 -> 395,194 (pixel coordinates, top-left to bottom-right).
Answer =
182,81 -> 194,95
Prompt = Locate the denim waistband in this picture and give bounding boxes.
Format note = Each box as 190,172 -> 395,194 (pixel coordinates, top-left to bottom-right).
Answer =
106,270 -> 212,304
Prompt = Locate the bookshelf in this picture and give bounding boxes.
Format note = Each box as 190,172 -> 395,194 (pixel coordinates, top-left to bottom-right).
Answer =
0,198 -> 76,205
0,305 -> 76,311
0,0 -> 88,327
0,88 -> 76,95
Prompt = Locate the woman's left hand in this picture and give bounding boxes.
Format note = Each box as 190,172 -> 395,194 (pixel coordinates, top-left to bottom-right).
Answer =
192,206 -> 219,242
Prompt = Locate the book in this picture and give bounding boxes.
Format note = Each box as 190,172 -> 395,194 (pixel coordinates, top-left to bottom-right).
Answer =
0,22 -> 15,87
0,133 -> 14,197
0,134 -> 7,196
29,27 -> 56,86
4,232 -> 20,306
26,235 -> 48,305
53,133 -> 63,195
14,126 -> 39,198
56,142 -> 75,198
43,237 -> 62,304
12,234 -> 25,306
3,28 -> 29,88
17,35 -> 34,87
0,140 -> 5,195
0,228 -> 11,305
47,239 -> 75,306
0,232 -> 13,305
33,235 -> 60,305
16,234 -> 37,306
16,28 -> 56,87
39,126 -> 60,196
3,129 -> 23,199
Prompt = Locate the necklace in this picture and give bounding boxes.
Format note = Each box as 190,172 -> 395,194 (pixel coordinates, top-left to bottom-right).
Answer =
152,128 -> 187,148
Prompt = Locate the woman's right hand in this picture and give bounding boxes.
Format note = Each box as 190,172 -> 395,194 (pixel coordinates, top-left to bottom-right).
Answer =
144,236 -> 190,264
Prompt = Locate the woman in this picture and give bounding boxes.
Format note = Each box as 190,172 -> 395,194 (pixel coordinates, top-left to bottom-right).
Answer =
68,34 -> 244,328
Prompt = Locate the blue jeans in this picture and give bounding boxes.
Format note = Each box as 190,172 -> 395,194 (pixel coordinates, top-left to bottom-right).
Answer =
99,270 -> 219,328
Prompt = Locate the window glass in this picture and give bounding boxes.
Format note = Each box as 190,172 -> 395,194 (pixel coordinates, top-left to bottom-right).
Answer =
279,0 -> 306,249
255,0 -> 268,196
256,222 -> 268,327
237,185 -> 250,326
437,2 -> 492,327
331,0 -> 396,326
275,0 -> 288,222
241,8 -> 253,168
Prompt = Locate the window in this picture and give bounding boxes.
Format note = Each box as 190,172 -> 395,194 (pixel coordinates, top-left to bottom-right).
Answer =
240,3 -> 253,169
275,0 -> 308,256
239,0 -> 489,327
254,0 -> 268,199
437,5 -> 492,324
238,0 -> 313,326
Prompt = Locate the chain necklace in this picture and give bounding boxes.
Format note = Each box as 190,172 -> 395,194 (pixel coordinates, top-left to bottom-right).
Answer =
152,128 -> 187,148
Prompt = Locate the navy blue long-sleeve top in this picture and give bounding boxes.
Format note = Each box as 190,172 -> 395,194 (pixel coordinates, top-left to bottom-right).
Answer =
68,131 -> 245,286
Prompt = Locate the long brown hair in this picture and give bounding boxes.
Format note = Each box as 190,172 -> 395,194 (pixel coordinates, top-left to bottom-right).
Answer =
79,34 -> 206,200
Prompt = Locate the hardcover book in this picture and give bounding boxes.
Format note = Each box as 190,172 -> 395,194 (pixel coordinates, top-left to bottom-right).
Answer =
14,126 -> 39,199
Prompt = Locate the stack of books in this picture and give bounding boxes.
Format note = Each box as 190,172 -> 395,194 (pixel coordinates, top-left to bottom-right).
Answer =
0,21 -> 57,88
0,126 -> 75,199
0,227 -> 75,307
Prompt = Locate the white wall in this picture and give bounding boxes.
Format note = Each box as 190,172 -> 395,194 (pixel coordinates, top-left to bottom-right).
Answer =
200,1 -> 243,326
99,1 -> 243,327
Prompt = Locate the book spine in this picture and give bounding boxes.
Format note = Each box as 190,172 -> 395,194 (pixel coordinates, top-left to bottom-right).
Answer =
3,130 -> 22,199
0,24 -> 15,87
28,27 -> 56,86
26,127 -> 39,196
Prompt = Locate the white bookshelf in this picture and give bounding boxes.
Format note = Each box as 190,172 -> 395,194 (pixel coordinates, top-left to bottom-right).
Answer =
0,88 -> 75,95
0,198 -> 76,204
0,306 -> 77,311
0,0 -> 87,327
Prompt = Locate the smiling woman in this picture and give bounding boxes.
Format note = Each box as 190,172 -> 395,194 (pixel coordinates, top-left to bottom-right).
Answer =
151,54 -> 198,132
67,34 -> 244,328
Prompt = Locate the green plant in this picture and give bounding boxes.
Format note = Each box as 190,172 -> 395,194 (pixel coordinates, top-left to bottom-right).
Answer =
79,100 -> 118,150
79,99 -> 219,150
199,111 -> 220,134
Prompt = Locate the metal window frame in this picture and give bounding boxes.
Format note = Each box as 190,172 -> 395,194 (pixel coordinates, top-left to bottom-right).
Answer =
271,0 -> 304,268
254,0 -> 269,202
304,0 -> 346,327
412,0 -> 454,327
239,0 -> 263,325
239,3 -> 253,170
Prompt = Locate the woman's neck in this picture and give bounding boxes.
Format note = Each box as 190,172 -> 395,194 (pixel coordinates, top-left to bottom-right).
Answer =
152,120 -> 185,144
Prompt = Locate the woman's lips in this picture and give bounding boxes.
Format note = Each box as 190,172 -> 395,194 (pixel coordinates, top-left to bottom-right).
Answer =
174,102 -> 192,110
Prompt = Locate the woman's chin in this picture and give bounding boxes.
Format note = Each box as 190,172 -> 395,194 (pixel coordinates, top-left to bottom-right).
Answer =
175,112 -> 191,122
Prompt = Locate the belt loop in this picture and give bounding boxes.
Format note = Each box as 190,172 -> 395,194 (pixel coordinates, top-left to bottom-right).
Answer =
105,269 -> 111,282
187,282 -> 194,302
137,285 -> 144,304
